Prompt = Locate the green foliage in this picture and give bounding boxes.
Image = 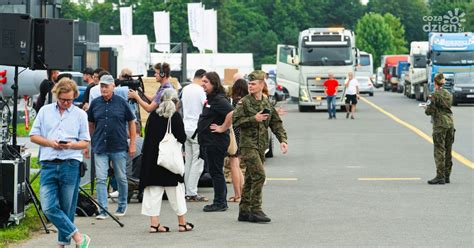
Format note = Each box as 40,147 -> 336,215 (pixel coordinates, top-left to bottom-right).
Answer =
355,13 -> 395,68
383,13 -> 409,54
466,2 -> 474,32
429,0 -> 471,32
368,0 -> 429,43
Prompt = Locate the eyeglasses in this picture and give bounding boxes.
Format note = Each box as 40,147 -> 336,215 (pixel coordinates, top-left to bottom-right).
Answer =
58,98 -> 74,103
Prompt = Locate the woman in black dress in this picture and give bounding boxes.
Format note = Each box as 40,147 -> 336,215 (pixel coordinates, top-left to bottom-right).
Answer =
140,88 -> 194,233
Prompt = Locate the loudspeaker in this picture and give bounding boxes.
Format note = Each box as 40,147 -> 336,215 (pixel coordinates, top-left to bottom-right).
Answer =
32,18 -> 74,70
0,13 -> 32,67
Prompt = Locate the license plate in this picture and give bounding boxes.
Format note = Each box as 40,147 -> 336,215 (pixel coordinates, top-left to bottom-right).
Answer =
313,96 -> 322,101
467,95 -> 474,98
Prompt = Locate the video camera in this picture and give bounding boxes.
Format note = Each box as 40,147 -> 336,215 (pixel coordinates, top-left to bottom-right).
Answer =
114,74 -> 144,91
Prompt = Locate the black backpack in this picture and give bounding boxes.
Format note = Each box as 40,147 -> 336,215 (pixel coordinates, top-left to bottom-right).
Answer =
76,193 -> 98,217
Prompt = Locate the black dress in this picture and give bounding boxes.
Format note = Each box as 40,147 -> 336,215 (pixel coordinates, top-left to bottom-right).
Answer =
139,111 -> 186,189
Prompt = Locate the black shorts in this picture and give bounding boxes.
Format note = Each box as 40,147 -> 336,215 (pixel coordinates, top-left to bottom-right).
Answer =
345,94 -> 358,105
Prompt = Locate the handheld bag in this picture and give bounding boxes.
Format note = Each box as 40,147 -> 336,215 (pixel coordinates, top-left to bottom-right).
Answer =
227,125 -> 237,155
157,117 -> 185,175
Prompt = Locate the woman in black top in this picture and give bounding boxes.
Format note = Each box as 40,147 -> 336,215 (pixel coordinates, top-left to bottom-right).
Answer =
228,79 -> 248,203
140,88 -> 194,233
197,72 -> 234,212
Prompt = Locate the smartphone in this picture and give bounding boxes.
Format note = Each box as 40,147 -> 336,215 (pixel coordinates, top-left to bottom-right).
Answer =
58,140 -> 69,144
262,108 -> 271,114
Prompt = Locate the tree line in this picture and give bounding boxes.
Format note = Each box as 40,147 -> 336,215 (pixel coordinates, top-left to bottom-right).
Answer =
63,0 -> 473,68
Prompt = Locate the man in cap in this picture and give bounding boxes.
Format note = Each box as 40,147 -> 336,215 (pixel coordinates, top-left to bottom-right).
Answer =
87,75 -> 136,219
81,67 -> 95,110
233,70 -> 288,223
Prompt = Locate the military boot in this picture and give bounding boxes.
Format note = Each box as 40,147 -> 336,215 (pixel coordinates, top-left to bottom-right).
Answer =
249,211 -> 271,223
238,211 -> 250,222
427,177 -> 445,185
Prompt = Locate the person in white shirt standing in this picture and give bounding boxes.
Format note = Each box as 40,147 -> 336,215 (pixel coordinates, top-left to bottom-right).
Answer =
181,69 -> 209,202
344,72 -> 360,119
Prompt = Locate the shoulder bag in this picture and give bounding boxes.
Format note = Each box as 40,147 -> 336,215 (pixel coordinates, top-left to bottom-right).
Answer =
228,125 -> 238,155
157,117 -> 185,175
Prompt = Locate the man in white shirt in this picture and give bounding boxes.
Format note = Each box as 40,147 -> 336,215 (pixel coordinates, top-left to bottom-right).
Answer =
344,72 -> 360,119
181,69 -> 208,202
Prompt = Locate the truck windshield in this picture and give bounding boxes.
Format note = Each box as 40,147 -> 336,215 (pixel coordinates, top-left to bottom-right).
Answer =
412,55 -> 427,68
360,55 -> 371,66
432,51 -> 474,65
300,46 -> 352,66
454,73 -> 474,85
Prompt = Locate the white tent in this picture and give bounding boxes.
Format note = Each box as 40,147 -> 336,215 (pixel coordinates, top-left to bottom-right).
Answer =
99,35 -> 151,77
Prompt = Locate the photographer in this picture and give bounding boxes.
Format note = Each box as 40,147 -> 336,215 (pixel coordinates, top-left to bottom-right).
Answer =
128,62 -> 174,113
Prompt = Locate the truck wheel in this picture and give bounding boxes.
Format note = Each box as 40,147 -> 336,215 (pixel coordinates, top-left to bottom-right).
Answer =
340,105 -> 347,112
414,85 -> 421,101
452,99 -> 458,106
369,92 -> 374,97
422,84 -> 429,102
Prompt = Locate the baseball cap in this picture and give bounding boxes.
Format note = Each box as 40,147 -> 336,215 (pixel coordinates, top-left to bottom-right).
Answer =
100,75 -> 115,85
247,70 -> 266,81
82,67 -> 94,75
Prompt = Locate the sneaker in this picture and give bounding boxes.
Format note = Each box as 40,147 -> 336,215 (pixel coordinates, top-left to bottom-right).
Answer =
186,195 -> 209,202
109,191 -> 119,198
96,213 -> 108,220
203,204 -> 228,212
328,116 -> 332,119
346,112 -> 350,119
115,206 -> 127,217
351,115 -> 355,119
76,234 -> 91,248
333,116 -> 336,119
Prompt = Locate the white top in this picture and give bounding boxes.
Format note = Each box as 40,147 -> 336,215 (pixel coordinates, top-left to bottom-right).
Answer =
265,78 -> 276,97
345,78 -> 360,95
181,83 -> 206,133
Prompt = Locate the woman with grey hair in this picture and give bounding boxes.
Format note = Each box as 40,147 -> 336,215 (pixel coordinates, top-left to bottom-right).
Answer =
139,88 -> 194,232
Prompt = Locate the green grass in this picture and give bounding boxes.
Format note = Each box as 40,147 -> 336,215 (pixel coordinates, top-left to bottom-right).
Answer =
0,163 -> 41,248
8,122 -> 32,138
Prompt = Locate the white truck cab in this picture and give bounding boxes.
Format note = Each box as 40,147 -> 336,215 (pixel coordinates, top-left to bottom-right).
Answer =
276,28 -> 358,112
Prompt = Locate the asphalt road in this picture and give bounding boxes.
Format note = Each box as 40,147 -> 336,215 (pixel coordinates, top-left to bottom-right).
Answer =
19,89 -> 473,247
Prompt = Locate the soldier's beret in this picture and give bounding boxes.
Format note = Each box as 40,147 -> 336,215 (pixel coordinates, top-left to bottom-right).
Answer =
248,70 -> 266,81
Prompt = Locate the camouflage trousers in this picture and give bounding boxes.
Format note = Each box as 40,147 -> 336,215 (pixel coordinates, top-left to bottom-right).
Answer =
433,127 -> 455,178
239,148 -> 265,213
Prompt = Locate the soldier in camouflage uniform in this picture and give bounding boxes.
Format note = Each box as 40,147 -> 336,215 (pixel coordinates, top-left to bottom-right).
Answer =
424,73 -> 455,185
233,70 -> 288,223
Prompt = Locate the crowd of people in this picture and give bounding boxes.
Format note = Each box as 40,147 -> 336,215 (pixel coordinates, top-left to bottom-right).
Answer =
29,63 -> 289,247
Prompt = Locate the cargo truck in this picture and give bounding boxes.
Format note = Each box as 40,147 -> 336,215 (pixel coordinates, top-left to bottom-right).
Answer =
404,41 -> 429,99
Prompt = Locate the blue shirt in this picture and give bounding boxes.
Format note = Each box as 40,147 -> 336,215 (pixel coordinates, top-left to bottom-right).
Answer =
88,94 -> 135,154
29,103 -> 90,162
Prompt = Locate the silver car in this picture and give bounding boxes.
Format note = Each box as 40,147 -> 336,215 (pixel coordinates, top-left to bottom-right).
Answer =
356,76 -> 374,96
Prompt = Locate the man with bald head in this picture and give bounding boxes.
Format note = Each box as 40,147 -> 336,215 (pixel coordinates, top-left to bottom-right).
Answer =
344,72 -> 359,119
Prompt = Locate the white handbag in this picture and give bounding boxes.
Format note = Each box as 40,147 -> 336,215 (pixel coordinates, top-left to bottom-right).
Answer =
157,117 -> 185,175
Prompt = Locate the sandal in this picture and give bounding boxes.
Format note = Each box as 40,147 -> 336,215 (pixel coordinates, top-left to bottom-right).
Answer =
227,196 -> 241,203
178,222 -> 194,232
149,224 -> 170,233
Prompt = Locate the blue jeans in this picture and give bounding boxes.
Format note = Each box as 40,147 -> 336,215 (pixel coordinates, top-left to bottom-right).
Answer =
40,159 -> 81,245
327,95 -> 337,117
95,151 -> 128,213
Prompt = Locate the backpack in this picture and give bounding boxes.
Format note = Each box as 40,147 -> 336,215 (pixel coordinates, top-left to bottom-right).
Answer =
76,193 -> 98,217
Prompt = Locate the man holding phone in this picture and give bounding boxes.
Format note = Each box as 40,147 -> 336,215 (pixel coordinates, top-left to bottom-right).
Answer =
30,78 -> 91,247
233,70 -> 288,223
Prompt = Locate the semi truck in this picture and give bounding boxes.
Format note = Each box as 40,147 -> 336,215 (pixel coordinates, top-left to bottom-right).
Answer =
404,41 -> 429,99
426,32 -> 474,100
276,28 -> 359,112
381,55 -> 409,92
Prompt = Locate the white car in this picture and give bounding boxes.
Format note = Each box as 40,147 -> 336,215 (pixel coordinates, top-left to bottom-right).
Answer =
356,76 -> 374,96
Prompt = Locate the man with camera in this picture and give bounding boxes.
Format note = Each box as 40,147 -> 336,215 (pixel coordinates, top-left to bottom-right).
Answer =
30,78 -> 91,247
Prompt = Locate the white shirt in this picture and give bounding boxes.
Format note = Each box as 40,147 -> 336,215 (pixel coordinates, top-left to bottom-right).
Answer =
181,83 -> 206,133
345,78 -> 360,95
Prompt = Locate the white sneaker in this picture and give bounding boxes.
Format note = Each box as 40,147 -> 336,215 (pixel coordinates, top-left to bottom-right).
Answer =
109,191 -> 119,198
96,213 -> 108,220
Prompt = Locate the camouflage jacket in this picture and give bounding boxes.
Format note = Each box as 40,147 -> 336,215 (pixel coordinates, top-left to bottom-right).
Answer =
233,94 -> 288,151
425,88 -> 454,129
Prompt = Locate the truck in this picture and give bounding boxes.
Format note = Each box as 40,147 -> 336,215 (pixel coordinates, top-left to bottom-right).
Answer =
403,41 -> 429,99
426,32 -> 474,100
381,55 -> 409,92
396,61 -> 410,93
276,28 -> 359,112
